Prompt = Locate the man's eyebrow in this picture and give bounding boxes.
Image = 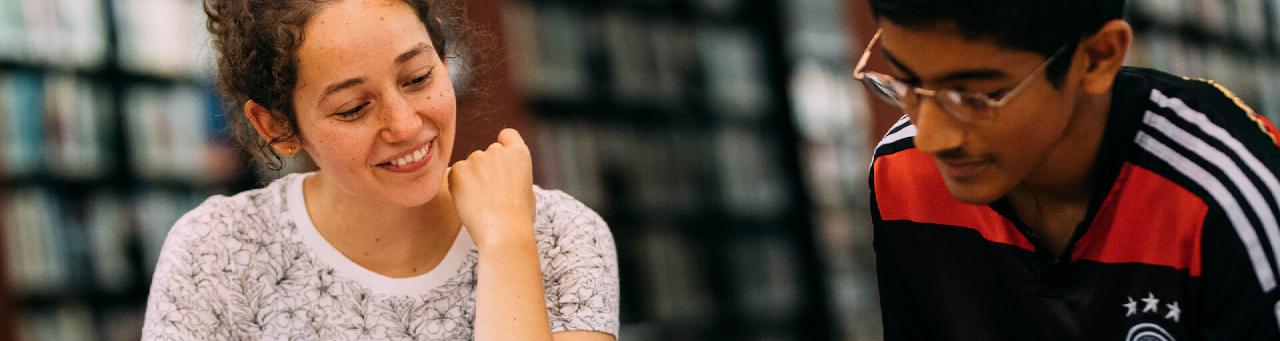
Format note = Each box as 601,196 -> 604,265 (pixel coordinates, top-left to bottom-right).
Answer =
934,69 -> 1010,83
882,49 -> 919,80
317,77 -> 366,106
883,48 -> 1011,84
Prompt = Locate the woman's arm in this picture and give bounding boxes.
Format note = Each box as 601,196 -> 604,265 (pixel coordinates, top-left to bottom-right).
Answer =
471,231 -> 554,340
450,129 -> 553,341
451,129 -> 618,341
472,231 -> 614,341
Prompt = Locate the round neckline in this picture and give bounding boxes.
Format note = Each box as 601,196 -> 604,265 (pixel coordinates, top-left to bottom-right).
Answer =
285,172 -> 474,296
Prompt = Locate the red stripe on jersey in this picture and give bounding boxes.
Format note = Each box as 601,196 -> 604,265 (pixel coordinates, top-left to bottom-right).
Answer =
874,149 -> 1036,251
1071,163 -> 1207,276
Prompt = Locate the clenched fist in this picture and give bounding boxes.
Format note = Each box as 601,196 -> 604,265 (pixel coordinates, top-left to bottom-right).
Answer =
448,128 -> 536,249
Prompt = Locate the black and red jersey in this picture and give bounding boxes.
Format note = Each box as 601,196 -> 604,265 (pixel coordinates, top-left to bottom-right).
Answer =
869,67 -> 1280,340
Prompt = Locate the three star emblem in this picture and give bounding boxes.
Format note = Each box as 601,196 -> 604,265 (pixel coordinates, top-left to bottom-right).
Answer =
1124,292 -> 1181,322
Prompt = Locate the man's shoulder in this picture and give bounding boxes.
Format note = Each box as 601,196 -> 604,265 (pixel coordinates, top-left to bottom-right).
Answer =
869,115 -> 930,191
1121,67 -> 1279,152
871,115 -> 918,161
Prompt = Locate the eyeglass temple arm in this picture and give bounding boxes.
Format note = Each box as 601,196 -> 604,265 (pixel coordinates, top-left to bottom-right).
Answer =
989,45 -> 1070,107
852,29 -> 883,80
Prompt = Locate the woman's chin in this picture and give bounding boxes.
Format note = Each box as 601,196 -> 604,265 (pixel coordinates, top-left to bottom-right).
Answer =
385,175 -> 446,208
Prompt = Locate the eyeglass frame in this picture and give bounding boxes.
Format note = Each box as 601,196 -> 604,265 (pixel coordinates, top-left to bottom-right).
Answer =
852,29 -> 1070,123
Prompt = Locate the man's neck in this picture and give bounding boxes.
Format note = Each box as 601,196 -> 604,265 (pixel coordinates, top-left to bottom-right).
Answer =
1007,91 -> 1113,255
304,172 -> 461,278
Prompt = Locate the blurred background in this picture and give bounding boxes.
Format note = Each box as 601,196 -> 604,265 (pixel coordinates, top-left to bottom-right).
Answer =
1,0 -> 1278,340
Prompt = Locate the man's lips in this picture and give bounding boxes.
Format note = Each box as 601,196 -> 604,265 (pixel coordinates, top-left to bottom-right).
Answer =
936,157 -> 991,179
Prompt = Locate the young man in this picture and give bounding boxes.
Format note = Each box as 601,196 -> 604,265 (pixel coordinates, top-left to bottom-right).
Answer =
863,0 -> 1280,340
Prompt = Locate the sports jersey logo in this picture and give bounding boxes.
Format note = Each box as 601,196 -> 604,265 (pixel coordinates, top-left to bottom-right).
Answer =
1123,292 -> 1180,341
1126,323 -> 1175,341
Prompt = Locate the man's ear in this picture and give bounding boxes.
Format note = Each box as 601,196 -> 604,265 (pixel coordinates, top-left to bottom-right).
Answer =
1078,19 -> 1133,95
244,100 -> 301,155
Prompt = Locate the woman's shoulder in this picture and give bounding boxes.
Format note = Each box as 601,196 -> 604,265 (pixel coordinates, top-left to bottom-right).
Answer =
529,186 -> 620,334
533,186 -> 608,232
531,186 -> 615,255
163,174 -> 301,249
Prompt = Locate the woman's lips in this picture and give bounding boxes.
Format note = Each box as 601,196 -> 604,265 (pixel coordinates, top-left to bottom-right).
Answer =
378,139 -> 434,173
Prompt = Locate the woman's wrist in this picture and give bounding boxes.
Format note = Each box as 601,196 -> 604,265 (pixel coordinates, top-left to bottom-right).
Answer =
471,223 -> 537,252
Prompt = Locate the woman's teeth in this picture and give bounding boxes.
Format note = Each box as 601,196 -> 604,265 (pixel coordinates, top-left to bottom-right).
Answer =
391,143 -> 430,166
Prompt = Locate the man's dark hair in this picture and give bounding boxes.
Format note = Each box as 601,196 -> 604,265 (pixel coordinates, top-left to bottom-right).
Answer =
869,0 -> 1127,86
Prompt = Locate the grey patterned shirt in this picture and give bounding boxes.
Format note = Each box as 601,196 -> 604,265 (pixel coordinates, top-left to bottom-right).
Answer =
142,173 -> 619,340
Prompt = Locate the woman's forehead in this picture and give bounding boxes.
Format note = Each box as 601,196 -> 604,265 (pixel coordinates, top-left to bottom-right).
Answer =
293,0 -> 435,90
298,0 -> 432,66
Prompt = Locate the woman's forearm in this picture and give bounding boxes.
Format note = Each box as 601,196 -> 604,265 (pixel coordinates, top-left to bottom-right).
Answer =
472,228 -> 553,341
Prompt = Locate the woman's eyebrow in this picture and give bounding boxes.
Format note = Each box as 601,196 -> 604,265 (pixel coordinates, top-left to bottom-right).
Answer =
317,77 -> 367,106
314,43 -> 436,107
396,42 -> 433,65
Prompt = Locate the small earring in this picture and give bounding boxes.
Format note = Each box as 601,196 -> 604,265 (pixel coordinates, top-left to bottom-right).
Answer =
275,144 -> 298,156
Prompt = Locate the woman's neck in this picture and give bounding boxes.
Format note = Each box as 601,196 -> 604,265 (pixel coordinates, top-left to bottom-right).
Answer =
302,172 -> 461,278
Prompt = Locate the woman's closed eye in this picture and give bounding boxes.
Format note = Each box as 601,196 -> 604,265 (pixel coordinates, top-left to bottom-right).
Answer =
334,101 -> 369,120
403,70 -> 433,89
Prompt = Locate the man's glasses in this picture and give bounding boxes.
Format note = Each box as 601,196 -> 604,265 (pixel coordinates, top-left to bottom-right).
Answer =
852,29 -> 1069,123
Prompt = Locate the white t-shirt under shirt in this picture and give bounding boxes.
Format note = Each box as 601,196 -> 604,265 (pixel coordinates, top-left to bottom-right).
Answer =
141,173 -> 619,340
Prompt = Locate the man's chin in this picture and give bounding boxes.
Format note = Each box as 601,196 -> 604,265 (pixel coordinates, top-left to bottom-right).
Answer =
941,177 -> 1006,205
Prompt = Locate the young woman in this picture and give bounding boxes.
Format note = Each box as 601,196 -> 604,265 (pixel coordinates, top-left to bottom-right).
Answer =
141,0 -> 618,339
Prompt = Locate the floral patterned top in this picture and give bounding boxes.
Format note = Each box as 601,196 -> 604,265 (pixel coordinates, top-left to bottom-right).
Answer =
142,173 -> 619,340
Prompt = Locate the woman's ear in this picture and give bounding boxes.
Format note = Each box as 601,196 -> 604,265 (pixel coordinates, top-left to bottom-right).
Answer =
244,100 -> 301,156
1078,19 -> 1133,95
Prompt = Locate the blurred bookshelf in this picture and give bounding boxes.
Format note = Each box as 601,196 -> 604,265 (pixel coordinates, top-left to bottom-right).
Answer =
0,0 -> 249,340
1126,0 -> 1280,120
502,0 -> 843,339
10,0 -> 1272,340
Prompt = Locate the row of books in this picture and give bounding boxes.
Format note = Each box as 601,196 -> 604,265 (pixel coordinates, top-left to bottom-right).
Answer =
534,118 -> 792,220
786,58 -> 882,339
0,0 -> 109,69
501,1 -> 773,121
112,0 -> 214,79
122,83 -> 243,183
789,60 -> 869,207
781,0 -> 883,337
2,186 -> 209,298
534,119 -> 707,217
1129,22 -> 1280,122
618,226 -> 814,336
17,303 -> 144,341
598,0 -> 747,16
0,70 -> 243,182
508,0 -> 822,337
1,70 -> 114,179
1131,0 -> 1277,45
0,0 -> 211,78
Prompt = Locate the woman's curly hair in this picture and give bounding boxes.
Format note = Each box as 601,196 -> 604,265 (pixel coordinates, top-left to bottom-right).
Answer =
204,0 -> 477,171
